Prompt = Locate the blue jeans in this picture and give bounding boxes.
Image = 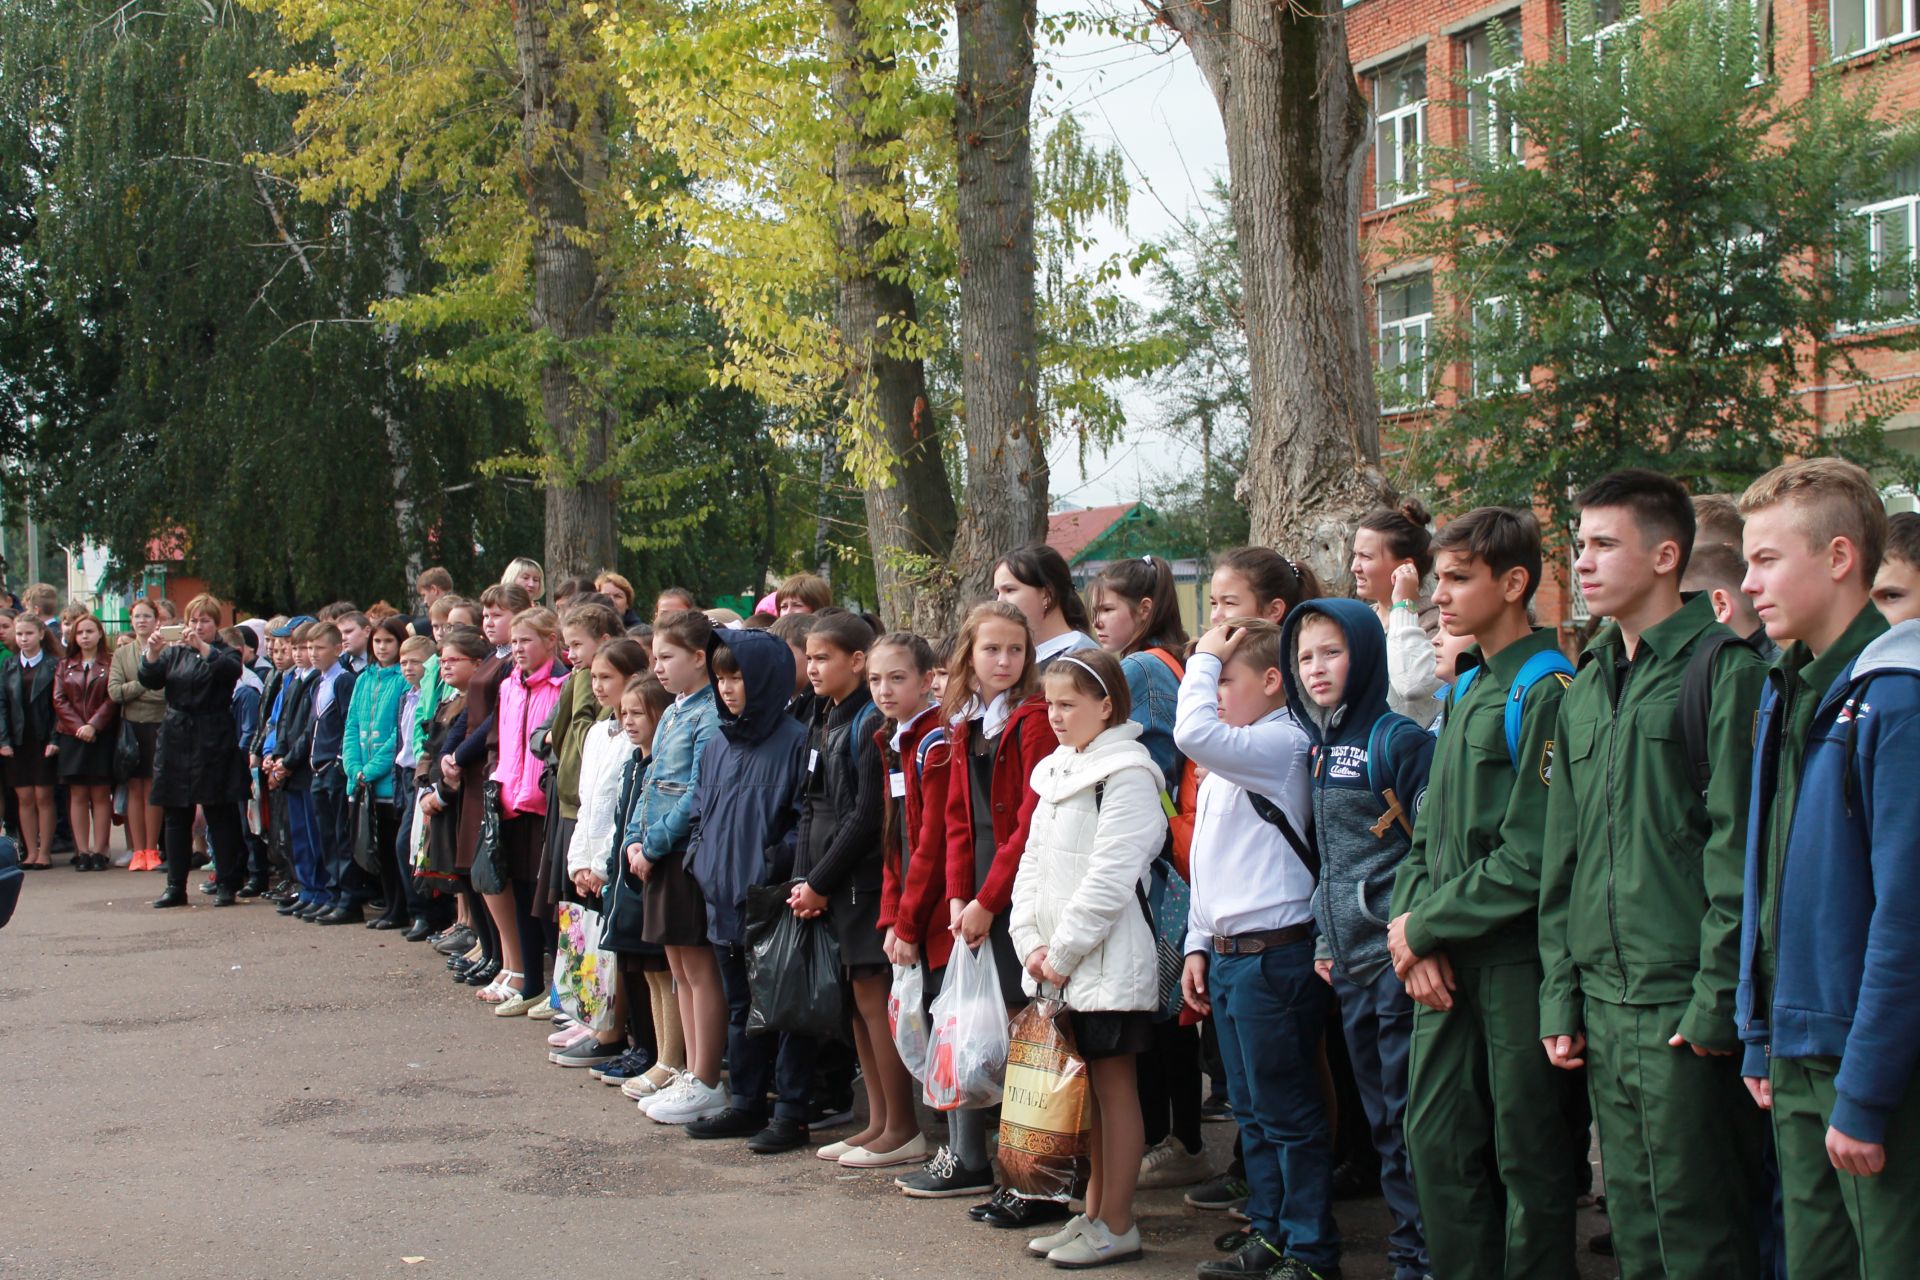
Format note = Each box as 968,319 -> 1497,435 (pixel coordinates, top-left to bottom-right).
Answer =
716,942 -> 817,1122
1333,967 -> 1427,1280
286,788 -> 325,903
1210,940 -> 1340,1269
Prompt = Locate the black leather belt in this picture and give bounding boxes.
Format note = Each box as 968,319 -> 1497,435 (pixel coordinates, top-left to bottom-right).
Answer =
1211,924 -> 1313,955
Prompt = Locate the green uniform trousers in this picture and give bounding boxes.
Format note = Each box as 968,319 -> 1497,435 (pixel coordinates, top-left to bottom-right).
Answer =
1406,959 -> 1585,1280
1583,997 -> 1764,1279
1771,1056 -> 1920,1280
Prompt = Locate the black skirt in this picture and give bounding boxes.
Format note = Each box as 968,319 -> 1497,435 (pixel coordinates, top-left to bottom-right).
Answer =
641,849 -> 709,947
10,733 -> 56,787
498,812 -> 544,883
129,720 -> 160,780
56,732 -> 116,784
1068,1009 -> 1155,1061
829,883 -> 886,971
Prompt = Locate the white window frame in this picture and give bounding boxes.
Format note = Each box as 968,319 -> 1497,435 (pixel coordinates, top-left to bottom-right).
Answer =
1378,275 -> 1434,412
1573,0 -> 1642,128
1851,191 -> 1920,326
1830,0 -> 1920,58
1472,295 -> 1532,395
1463,18 -> 1525,163
1373,58 -> 1429,210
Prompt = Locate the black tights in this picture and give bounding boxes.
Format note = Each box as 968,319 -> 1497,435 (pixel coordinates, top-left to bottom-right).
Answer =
510,876 -> 547,998
1138,1018 -> 1205,1154
164,805 -> 243,893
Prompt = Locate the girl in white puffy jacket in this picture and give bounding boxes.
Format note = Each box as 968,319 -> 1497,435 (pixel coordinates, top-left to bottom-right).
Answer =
1009,648 -> 1168,1270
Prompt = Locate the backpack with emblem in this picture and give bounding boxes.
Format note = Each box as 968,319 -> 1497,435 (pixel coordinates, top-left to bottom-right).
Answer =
1449,647 -> 1577,770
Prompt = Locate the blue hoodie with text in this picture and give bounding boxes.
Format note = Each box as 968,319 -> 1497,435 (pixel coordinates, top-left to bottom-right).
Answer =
1281,598 -> 1436,986
683,628 -> 810,947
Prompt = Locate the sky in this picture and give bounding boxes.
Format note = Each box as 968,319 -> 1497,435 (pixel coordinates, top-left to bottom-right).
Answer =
1031,5 -> 1232,510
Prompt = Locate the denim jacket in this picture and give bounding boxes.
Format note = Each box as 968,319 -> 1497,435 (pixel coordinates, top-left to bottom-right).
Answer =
1120,649 -> 1183,784
622,684 -> 720,861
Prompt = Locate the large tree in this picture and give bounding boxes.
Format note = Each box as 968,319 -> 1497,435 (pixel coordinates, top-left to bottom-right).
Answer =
0,0 -> 537,609
1404,0 -> 1920,536
1151,0 -> 1388,586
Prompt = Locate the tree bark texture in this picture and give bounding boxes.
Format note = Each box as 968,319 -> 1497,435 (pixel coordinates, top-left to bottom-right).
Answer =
829,0 -> 960,632
948,0 -> 1047,618
511,0 -> 617,581
1152,0 -> 1388,589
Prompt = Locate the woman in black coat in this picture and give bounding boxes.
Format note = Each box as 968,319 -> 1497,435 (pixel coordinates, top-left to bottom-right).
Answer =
140,594 -> 250,908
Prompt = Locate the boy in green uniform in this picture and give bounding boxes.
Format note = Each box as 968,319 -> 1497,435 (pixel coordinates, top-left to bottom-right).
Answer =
1537,470 -> 1768,1278
1388,507 -> 1587,1280
1737,459 -> 1920,1279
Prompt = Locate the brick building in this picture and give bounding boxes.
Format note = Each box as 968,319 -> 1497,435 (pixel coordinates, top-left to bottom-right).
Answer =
1346,0 -> 1920,624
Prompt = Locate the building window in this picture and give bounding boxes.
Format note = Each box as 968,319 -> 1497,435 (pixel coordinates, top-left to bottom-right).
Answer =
1463,16 -> 1524,163
1831,0 -> 1919,57
1373,54 -> 1428,209
1844,160 -> 1920,326
1472,296 -> 1531,394
1378,274 -> 1434,411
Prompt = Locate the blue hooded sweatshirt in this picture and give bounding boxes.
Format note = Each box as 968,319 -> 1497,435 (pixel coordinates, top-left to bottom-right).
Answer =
1737,616 -> 1920,1144
1280,598 -> 1436,985
683,628 -> 810,947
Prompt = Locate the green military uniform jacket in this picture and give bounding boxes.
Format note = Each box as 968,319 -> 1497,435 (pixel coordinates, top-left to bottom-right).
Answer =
1392,627 -> 1570,966
1537,593 -> 1766,1052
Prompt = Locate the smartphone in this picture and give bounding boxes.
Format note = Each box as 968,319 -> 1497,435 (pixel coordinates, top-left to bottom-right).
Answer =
156,624 -> 186,643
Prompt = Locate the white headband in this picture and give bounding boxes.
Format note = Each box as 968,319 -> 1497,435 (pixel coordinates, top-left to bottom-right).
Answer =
1054,653 -> 1110,698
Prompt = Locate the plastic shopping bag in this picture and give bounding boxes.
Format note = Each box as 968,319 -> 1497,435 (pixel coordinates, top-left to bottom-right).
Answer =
997,997 -> 1091,1198
889,963 -> 930,1082
922,940 -> 1010,1111
555,903 -> 617,1024
744,882 -> 845,1041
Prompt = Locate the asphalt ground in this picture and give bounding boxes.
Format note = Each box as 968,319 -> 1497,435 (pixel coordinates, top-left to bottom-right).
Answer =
0,869 -> 1614,1279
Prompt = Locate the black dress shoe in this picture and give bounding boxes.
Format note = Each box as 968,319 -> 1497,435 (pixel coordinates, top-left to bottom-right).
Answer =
152,888 -> 189,909
970,1187 -> 1072,1229
213,890 -> 238,907
237,880 -> 266,899
294,899 -> 325,919
1195,1233 -> 1287,1279
463,958 -> 501,986
367,916 -> 405,931
744,1118 -> 809,1154
276,897 -> 304,916
317,903 -> 365,925
402,918 -> 435,942
685,1108 -> 767,1140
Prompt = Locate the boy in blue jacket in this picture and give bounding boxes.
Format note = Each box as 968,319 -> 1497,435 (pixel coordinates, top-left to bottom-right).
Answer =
680,628 -> 812,1152
1281,598 -> 1433,1280
1736,458 -> 1920,1277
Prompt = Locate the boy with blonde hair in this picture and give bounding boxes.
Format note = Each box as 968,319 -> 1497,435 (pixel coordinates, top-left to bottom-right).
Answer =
1736,458 -> 1920,1278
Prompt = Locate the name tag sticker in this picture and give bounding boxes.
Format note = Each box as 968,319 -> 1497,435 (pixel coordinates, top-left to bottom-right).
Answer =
808,748 -> 819,773
889,770 -> 907,798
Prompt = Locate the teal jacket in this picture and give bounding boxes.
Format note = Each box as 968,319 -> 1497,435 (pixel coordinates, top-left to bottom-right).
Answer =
343,662 -> 410,800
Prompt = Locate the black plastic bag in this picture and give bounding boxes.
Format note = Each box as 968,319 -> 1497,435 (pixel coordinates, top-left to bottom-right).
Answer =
470,782 -> 506,896
349,781 -> 380,876
744,881 -> 844,1041
113,720 -> 141,784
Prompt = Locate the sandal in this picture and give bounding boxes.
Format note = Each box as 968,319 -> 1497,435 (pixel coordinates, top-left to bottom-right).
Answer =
478,970 -> 523,1004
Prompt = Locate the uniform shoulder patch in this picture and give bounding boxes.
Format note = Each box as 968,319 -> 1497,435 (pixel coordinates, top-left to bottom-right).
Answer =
1539,738 -> 1556,786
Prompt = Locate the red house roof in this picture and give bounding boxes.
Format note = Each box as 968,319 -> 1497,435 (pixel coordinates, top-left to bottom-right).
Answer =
1046,503 -> 1137,564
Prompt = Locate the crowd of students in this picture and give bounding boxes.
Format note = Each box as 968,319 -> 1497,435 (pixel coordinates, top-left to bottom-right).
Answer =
35,456 -> 1920,1280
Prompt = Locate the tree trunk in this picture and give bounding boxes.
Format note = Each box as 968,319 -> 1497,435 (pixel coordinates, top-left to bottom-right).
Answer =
828,0 -> 960,632
814,432 -> 838,582
1152,0 -> 1388,589
511,0 -> 617,582
378,201 -> 421,591
948,0 -> 1046,619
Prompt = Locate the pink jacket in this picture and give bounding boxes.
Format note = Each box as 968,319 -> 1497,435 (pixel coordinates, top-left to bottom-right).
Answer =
492,658 -> 567,817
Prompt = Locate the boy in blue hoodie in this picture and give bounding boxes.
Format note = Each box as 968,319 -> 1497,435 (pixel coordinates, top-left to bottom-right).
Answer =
1282,598 -> 1434,1280
1735,458 -> 1920,1278
679,627 -> 813,1152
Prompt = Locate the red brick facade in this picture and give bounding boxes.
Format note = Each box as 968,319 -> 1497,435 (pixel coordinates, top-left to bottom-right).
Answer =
1346,0 -> 1920,624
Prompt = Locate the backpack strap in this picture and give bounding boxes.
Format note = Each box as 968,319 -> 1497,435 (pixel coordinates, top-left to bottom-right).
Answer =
846,699 -> 879,764
1676,628 -> 1751,797
912,724 -> 945,779
1501,649 -> 1577,769
1246,792 -> 1320,884
1364,713 -> 1418,839
1092,779 -> 1159,930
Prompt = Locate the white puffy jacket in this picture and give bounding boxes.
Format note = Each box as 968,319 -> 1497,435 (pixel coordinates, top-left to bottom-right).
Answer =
1009,722 -> 1167,1013
567,718 -> 635,878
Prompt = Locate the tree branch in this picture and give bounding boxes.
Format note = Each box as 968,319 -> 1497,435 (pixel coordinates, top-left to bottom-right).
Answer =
1146,0 -> 1232,115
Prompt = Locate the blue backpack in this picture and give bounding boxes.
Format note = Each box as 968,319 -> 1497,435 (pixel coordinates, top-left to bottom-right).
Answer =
1449,648 -> 1577,769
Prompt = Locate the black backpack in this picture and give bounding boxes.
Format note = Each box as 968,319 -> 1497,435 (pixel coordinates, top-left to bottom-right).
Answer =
1674,629 -> 1757,797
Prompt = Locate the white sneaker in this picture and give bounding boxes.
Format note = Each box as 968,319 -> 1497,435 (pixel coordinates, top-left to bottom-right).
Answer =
1047,1219 -> 1141,1268
1028,1213 -> 1089,1257
634,1076 -> 685,1116
646,1077 -> 727,1125
1137,1134 -> 1214,1189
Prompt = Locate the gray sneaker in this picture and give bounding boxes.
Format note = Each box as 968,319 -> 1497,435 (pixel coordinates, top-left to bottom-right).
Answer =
549,1037 -> 626,1068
